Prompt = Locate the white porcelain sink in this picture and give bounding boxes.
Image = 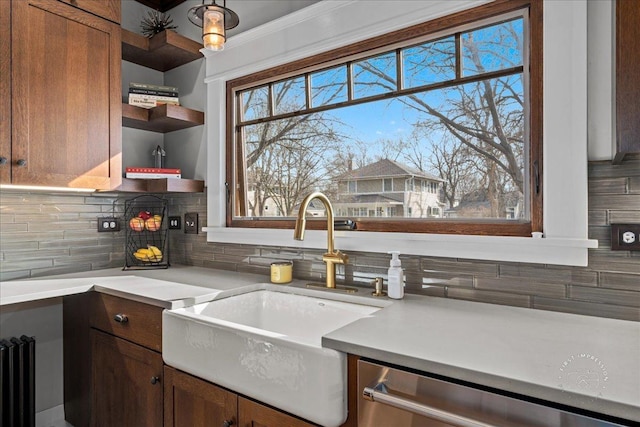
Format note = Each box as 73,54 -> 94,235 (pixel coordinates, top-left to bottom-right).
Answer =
162,286 -> 385,427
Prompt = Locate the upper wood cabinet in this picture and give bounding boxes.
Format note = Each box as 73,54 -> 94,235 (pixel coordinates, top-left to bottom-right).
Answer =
4,0 -> 122,190
56,0 -> 120,23
615,0 -> 640,163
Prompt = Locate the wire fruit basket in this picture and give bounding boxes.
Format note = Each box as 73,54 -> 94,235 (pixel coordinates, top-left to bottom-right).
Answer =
124,195 -> 169,269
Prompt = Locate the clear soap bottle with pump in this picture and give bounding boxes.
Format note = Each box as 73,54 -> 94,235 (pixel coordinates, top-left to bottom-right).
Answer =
387,251 -> 404,299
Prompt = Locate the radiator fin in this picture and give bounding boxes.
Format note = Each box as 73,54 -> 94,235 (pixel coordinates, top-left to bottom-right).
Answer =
1,335 -> 35,427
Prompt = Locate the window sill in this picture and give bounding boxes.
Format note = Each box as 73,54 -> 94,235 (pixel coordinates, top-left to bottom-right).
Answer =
203,227 -> 598,267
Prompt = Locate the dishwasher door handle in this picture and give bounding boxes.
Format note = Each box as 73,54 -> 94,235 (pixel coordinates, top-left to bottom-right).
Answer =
363,383 -> 497,427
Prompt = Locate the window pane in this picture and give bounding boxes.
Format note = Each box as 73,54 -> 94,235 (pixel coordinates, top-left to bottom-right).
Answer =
237,72 -> 525,221
240,85 -> 270,121
402,36 -> 456,88
310,66 -> 348,107
240,112 -> 341,217
353,52 -> 397,99
273,76 -> 306,115
462,18 -> 523,77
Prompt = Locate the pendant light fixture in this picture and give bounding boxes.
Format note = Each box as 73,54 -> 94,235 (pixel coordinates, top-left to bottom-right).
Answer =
188,0 -> 239,51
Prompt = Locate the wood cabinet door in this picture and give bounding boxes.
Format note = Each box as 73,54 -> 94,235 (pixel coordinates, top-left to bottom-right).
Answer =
56,0 -> 120,23
0,0 -> 10,184
238,397 -> 317,427
164,366 -> 238,427
615,0 -> 640,162
91,329 -> 163,427
11,0 -> 121,190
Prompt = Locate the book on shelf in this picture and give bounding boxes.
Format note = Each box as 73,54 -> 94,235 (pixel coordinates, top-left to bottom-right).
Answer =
128,93 -> 180,108
125,167 -> 181,179
129,87 -> 179,97
129,82 -> 178,93
126,173 -> 181,179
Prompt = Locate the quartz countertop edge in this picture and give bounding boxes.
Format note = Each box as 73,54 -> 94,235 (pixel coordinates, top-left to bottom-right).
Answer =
323,294 -> 640,423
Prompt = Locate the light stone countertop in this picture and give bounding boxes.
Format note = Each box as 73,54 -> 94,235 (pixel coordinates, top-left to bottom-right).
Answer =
324,293 -> 640,423
1,265 -> 638,422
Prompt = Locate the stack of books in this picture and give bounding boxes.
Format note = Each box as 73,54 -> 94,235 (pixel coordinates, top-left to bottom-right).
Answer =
128,82 -> 179,109
125,167 -> 181,179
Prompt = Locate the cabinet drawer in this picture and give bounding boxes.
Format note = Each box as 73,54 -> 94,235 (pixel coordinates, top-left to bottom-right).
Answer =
90,293 -> 162,352
57,0 -> 120,23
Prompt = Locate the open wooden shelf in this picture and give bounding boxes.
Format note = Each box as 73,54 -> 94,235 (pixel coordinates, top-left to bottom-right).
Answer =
131,0 -> 187,13
122,29 -> 203,72
122,103 -> 204,133
118,178 -> 205,193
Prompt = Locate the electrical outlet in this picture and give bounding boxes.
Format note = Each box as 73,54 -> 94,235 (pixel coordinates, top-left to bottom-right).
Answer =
97,217 -> 120,232
168,216 -> 181,230
611,223 -> 640,251
184,213 -> 198,234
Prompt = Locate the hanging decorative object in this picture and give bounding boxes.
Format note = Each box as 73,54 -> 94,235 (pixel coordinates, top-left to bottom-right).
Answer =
188,0 -> 239,51
140,10 -> 178,37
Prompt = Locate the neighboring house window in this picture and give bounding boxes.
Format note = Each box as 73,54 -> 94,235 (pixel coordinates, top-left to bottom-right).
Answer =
228,0 -> 542,237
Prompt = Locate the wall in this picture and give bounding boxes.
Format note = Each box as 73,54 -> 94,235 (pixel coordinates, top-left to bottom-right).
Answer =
1,157 -> 638,316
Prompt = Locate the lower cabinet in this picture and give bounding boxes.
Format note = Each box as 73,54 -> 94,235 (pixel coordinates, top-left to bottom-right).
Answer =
164,366 -> 317,427
91,330 -> 163,426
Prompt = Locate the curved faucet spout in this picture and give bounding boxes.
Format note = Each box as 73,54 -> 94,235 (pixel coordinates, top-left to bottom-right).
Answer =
293,192 -> 348,289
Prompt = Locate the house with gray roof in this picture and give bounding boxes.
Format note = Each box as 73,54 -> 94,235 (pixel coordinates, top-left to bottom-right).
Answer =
333,158 -> 445,218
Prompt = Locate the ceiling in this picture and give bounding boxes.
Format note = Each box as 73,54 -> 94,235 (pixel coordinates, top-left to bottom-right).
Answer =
132,0 -> 321,35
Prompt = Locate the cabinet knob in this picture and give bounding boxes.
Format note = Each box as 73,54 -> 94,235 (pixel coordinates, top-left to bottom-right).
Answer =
222,420 -> 234,427
0,157 -> 7,165
113,313 -> 128,323
150,376 -> 160,385
16,159 -> 27,167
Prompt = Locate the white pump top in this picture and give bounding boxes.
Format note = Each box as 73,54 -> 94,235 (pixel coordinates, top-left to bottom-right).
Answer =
388,251 -> 401,267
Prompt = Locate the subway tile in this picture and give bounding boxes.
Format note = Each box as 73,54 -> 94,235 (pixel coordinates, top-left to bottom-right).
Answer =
30,264 -> 95,278
0,259 -> 54,272
422,257 -> 498,277
421,271 -> 474,287
588,194 -> 640,210
499,264 -> 598,285
447,288 -> 531,308
569,285 -> 640,307
3,248 -> 70,261
0,241 -> 39,251
599,272 -> 640,291
533,296 -> 639,321
589,251 -> 640,274
28,221 -> 93,233
202,260 -> 238,271
588,226 -> 610,243
587,210 -> 607,226
609,210 -> 640,223
0,214 -> 15,223
588,158 -> 640,179
588,178 -> 628,194
1,231 -> 65,242
0,223 -> 28,232
475,277 -> 567,298
0,270 -> 31,281
630,177 -> 640,193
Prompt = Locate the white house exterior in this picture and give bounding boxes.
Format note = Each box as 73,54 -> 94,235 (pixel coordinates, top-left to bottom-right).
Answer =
334,159 -> 445,218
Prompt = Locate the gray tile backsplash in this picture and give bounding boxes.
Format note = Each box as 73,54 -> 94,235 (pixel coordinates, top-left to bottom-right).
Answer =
1,155 -> 639,321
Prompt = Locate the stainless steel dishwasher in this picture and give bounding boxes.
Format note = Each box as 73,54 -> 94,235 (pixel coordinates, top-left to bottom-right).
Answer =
358,360 -> 627,427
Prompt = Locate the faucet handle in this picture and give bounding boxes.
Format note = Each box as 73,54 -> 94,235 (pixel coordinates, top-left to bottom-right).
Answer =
371,277 -> 386,297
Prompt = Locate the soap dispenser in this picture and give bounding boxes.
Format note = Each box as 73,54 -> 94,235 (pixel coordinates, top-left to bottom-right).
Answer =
387,251 -> 404,299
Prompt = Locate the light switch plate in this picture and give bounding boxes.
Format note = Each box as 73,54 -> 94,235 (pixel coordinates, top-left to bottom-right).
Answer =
184,213 -> 198,234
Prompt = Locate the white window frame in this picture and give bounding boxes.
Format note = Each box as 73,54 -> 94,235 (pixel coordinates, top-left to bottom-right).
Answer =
204,0 -> 599,266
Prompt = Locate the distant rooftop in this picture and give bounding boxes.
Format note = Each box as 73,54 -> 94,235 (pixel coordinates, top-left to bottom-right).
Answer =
338,158 -> 444,182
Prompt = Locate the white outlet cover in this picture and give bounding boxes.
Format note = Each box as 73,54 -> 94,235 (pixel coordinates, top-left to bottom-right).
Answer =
622,231 -> 636,244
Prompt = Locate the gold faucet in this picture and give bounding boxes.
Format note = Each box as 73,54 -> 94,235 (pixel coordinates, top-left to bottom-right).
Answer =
294,192 -> 349,289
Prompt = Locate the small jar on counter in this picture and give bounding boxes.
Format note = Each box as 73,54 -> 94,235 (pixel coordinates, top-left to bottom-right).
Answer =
270,261 -> 293,284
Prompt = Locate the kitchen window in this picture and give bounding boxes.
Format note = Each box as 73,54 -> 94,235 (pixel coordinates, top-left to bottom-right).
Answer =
227,0 -> 542,237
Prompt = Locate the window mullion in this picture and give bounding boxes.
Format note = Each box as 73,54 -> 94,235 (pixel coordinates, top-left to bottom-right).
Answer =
455,32 -> 462,79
